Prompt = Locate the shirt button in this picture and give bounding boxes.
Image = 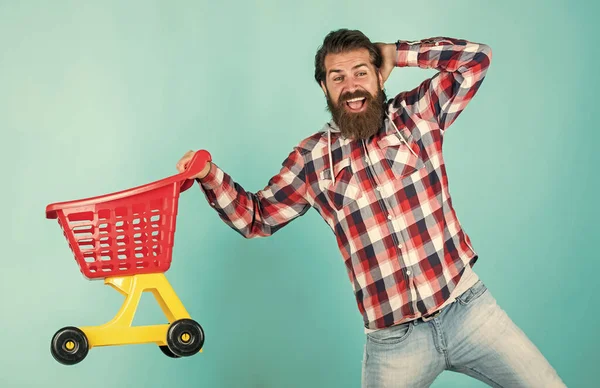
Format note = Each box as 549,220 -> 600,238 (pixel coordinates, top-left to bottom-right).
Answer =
210,202 -> 216,206
376,187 -> 382,192
406,270 -> 412,275
398,243 -> 403,249
387,215 -> 393,220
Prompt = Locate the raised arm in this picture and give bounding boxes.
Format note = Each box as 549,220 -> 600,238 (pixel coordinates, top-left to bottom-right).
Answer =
377,37 -> 492,131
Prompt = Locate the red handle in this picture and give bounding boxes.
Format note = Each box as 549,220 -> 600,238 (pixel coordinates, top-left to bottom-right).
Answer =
46,150 -> 212,219
180,150 -> 212,192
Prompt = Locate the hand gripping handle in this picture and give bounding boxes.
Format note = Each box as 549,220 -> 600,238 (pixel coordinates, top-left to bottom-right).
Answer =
180,150 -> 212,192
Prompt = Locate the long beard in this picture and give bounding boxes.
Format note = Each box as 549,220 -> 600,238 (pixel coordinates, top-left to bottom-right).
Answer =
326,86 -> 387,140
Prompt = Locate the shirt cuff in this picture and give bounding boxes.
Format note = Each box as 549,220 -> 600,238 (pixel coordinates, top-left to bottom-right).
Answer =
395,38 -> 452,67
196,162 -> 223,190
395,40 -> 421,68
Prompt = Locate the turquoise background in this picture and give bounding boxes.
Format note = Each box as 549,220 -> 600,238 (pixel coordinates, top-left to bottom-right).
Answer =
1,0 -> 598,387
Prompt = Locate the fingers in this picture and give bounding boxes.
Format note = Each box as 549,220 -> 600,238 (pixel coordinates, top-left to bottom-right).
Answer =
176,150 -> 195,173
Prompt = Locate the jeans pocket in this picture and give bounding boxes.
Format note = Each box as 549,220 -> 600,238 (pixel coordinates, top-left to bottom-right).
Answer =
457,280 -> 488,306
366,322 -> 413,345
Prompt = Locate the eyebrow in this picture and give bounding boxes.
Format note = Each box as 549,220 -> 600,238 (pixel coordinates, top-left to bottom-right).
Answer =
328,63 -> 369,76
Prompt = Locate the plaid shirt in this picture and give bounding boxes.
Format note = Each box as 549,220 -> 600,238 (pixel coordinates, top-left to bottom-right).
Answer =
199,37 -> 492,329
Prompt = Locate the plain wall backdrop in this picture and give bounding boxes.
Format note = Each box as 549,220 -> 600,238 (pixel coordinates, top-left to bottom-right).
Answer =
1,0 -> 598,387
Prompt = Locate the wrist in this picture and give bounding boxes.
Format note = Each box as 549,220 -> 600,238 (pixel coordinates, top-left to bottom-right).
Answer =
383,43 -> 397,66
376,42 -> 396,67
196,162 -> 212,180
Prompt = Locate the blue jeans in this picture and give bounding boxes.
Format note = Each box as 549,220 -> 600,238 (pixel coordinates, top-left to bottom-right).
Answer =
362,280 -> 565,387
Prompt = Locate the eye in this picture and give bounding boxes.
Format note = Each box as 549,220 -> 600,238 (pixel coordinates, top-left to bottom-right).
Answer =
357,71 -> 367,77
333,76 -> 343,82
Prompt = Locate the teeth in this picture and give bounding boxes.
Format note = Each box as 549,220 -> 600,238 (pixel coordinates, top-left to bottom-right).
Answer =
346,97 -> 365,102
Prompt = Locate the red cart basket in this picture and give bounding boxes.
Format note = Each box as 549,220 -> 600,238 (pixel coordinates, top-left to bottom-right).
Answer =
46,150 -> 211,365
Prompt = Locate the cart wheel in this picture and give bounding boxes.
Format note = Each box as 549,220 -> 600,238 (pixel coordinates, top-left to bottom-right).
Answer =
166,319 -> 204,357
51,326 -> 89,365
159,345 -> 181,358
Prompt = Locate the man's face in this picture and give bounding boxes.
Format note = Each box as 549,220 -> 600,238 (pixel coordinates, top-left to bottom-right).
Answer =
321,48 -> 386,140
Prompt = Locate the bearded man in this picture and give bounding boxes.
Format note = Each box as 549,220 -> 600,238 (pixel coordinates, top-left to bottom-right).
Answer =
177,29 -> 565,387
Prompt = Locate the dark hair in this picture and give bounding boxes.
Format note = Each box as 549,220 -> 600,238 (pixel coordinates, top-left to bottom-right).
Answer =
314,29 -> 382,85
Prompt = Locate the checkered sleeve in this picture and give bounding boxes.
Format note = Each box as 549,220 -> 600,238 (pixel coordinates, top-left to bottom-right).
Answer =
197,148 -> 310,238
394,37 -> 492,131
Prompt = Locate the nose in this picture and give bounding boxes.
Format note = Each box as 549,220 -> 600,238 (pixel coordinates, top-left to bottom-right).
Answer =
343,78 -> 358,93
342,78 -> 358,94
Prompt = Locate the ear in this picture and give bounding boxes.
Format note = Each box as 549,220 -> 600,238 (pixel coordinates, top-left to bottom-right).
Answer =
320,81 -> 328,96
377,70 -> 384,89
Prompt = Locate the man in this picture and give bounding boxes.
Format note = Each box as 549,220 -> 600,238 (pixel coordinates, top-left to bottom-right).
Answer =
177,30 -> 565,387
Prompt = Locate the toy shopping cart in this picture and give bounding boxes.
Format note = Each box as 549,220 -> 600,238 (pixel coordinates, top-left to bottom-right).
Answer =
46,150 -> 211,365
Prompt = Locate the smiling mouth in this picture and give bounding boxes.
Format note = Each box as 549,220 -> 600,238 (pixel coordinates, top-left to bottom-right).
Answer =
345,97 -> 367,112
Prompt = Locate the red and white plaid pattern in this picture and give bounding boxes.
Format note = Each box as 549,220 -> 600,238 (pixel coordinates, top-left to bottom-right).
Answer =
199,37 -> 492,329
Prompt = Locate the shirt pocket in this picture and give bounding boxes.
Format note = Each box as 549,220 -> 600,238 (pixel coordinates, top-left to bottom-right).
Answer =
377,133 -> 425,178
319,158 -> 362,210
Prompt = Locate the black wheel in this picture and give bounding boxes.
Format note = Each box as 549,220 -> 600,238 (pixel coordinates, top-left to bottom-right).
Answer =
51,326 -> 89,365
166,319 -> 204,357
159,345 -> 181,358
